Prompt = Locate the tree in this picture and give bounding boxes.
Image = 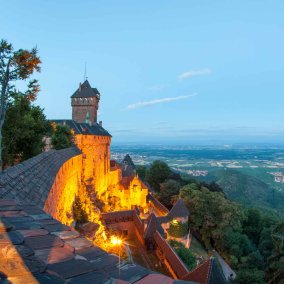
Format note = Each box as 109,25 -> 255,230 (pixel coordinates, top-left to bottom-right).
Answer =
136,165 -> 147,180
2,93 -> 49,166
146,160 -> 171,191
51,123 -> 74,150
159,179 -> 181,208
168,221 -> 188,238
0,39 -> 41,169
180,184 -> 245,251
233,269 -> 265,284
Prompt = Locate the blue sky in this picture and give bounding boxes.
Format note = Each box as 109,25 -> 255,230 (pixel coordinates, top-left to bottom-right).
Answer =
2,0 -> 284,144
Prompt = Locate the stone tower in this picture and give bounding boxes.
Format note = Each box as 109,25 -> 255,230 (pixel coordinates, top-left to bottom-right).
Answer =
71,80 -> 100,124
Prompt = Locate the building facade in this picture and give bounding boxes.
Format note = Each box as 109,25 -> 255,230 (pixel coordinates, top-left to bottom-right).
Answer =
53,80 -> 148,213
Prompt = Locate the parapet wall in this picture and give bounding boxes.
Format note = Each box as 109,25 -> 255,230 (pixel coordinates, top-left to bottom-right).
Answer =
0,147 -> 82,225
44,153 -> 83,225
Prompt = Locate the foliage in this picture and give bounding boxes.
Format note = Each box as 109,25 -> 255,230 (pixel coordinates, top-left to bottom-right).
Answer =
168,221 -> 188,238
179,182 -> 280,283
204,169 -> 283,209
51,123 -> 74,150
2,94 -> 49,166
180,184 -> 245,250
136,165 -> 147,180
169,239 -> 197,270
232,269 -> 265,284
0,39 -> 41,168
73,196 -> 88,224
265,222 -> 284,282
139,158 -> 282,282
145,160 -> 170,191
200,181 -> 223,193
158,179 -> 181,208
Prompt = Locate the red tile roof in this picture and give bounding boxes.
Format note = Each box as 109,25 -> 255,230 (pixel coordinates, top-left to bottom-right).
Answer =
182,258 -> 211,284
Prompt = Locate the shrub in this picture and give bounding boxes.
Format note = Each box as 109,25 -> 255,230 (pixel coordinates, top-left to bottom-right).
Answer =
169,239 -> 197,270
168,221 -> 188,238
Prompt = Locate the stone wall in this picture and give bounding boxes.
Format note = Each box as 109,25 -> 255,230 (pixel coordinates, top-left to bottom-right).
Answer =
75,134 -> 111,194
43,153 -> 83,225
0,147 -> 81,210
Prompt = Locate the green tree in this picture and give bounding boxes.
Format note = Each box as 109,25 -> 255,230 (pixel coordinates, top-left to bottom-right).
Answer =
159,179 -> 181,208
2,94 -> 49,166
168,221 -> 188,238
136,165 -> 147,180
73,196 -> 88,225
0,39 -> 41,169
242,208 -> 262,245
51,123 -> 74,150
180,184 -> 245,251
233,269 -> 265,284
146,160 -> 171,191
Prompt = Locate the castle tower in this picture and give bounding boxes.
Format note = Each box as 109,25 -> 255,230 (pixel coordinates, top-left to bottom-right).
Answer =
71,80 -> 100,124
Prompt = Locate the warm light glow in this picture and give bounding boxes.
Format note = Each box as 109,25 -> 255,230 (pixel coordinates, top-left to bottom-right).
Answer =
172,219 -> 178,225
110,235 -> 122,246
102,231 -> 107,241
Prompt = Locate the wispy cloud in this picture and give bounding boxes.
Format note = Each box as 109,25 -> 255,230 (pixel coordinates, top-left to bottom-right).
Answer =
178,68 -> 211,80
124,93 -> 197,110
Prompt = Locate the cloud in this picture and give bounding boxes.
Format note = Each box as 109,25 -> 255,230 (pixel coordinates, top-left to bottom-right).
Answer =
178,68 -> 211,80
124,93 -> 197,110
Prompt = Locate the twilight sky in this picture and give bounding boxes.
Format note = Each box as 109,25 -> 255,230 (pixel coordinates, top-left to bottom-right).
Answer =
2,0 -> 284,144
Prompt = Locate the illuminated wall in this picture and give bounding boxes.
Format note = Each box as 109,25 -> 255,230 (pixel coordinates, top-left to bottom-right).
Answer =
44,154 -> 83,225
44,132 -> 148,227
75,133 -> 148,211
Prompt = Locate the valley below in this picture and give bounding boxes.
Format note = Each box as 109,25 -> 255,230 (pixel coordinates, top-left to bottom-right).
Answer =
111,144 -> 284,210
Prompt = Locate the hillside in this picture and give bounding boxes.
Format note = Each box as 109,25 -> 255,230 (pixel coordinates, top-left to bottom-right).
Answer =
199,169 -> 283,209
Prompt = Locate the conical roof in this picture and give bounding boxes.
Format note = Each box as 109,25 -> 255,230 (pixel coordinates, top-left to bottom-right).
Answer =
122,154 -> 136,177
167,199 -> 189,219
182,257 -> 227,284
144,213 -> 165,239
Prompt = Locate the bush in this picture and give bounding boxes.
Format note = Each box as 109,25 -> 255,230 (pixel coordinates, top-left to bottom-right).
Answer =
169,239 -> 197,270
73,197 -> 88,224
168,221 -> 188,238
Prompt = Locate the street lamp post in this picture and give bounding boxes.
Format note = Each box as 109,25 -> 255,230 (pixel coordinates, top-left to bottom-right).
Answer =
110,235 -> 123,278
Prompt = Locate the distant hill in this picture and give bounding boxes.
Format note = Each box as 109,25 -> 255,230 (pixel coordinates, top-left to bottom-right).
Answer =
198,169 -> 283,209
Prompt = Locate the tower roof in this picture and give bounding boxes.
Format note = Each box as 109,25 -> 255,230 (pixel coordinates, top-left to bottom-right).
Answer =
167,199 -> 189,219
71,80 -> 100,98
144,213 -> 165,239
182,257 -> 227,284
51,120 -> 111,137
122,154 -> 136,177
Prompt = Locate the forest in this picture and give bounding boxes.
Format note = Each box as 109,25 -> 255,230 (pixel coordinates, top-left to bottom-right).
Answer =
137,161 -> 284,284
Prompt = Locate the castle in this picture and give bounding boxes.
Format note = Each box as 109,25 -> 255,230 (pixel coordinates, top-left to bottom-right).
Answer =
0,80 -> 230,283
52,80 -> 148,218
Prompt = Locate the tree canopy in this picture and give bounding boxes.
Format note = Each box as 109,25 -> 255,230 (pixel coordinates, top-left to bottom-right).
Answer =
142,159 -> 283,283
0,39 -> 41,168
2,93 -> 49,166
146,160 -> 171,191
51,123 -> 74,150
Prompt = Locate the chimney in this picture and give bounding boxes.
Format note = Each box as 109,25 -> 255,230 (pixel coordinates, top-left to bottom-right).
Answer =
79,83 -> 82,92
99,121 -> 102,127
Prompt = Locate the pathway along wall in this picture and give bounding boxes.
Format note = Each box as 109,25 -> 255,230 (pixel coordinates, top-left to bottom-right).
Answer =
0,147 -> 83,226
